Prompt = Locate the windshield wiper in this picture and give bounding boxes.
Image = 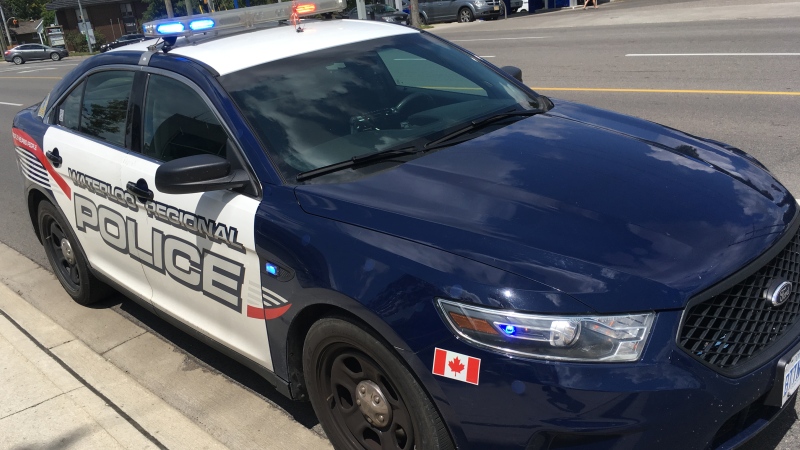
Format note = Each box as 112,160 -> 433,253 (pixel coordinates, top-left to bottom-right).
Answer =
296,146 -> 420,182
424,109 -> 543,150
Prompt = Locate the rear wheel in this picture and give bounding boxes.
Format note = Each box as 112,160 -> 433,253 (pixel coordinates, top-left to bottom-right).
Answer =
457,7 -> 474,22
12,55 -> 23,65
38,201 -> 111,305
50,52 -> 61,61
304,317 -> 454,450
419,13 -> 427,25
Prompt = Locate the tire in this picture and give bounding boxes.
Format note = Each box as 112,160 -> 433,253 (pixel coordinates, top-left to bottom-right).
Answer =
38,201 -> 111,305
511,7 -> 518,13
304,317 -> 454,450
12,55 -> 23,65
419,13 -> 427,25
50,52 -> 61,61
457,7 -> 474,23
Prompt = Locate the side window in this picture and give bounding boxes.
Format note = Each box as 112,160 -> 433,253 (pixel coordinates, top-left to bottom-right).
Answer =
58,81 -> 85,132
378,48 -> 487,97
80,71 -> 135,147
142,74 -> 227,162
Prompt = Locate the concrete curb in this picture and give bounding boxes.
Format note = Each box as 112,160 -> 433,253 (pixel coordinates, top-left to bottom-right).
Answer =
0,241 -> 332,449
0,282 -> 225,449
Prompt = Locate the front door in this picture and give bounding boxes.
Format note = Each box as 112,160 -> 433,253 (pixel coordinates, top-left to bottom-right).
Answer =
122,72 -> 272,369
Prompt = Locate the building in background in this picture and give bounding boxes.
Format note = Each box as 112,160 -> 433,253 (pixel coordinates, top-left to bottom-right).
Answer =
45,0 -> 147,50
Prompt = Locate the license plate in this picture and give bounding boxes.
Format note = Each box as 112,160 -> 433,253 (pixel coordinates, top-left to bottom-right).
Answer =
781,346 -> 800,405
493,5 -> 500,10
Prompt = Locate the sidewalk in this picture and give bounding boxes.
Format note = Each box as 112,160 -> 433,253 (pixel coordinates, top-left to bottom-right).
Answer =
0,282 -> 226,450
0,240 -> 332,450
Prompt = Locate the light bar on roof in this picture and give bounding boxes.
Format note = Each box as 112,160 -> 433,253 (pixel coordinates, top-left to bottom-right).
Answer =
142,0 -> 346,38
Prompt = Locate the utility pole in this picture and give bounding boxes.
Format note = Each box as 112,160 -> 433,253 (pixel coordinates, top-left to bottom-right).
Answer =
0,2 -> 13,48
165,0 -> 175,18
75,0 -> 93,52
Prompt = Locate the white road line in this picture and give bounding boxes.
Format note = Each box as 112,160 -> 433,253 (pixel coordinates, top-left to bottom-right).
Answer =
0,63 -> 77,73
17,68 -> 57,74
0,101 -> 23,106
480,56 -> 496,58
626,53 -> 800,57
451,36 -> 549,42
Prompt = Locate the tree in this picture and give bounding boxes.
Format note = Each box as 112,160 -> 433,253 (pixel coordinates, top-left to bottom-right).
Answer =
409,0 -> 419,28
4,0 -> 48,20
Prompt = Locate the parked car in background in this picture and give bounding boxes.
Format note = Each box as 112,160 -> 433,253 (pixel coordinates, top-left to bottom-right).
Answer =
347,4 -> 409,24
399,0 -> 503,23
4,44 -> 68,65
508,0 -> 523,13
99,34 -> 149,53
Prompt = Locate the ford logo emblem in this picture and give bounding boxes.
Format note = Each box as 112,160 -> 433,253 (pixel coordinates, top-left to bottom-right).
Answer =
766,280 -> 793,307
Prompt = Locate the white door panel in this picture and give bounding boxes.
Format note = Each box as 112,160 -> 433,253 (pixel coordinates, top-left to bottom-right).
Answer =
122,155 -> 272,369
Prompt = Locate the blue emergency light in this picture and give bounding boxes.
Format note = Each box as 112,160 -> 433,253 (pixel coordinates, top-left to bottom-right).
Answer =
156,22 -> 186,34
265,263 -> 279,276
189,19 -> 215,31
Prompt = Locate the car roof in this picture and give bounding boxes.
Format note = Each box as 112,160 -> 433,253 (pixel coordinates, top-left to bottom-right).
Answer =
113,19 -> 418,76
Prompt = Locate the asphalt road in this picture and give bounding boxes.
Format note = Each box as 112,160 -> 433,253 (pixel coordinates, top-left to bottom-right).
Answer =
1,4 -> 800,448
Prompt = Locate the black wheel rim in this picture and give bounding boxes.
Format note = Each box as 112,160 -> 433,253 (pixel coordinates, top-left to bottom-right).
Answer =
43,215 -> 81,291
319,346 -> 415,450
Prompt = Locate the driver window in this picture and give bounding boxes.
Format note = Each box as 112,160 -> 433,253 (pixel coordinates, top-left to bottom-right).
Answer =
378,48 -> 487,97
142,74 -> 227,162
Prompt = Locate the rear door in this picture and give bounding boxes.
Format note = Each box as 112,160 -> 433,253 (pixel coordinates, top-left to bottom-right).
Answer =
43,69 -> 153,301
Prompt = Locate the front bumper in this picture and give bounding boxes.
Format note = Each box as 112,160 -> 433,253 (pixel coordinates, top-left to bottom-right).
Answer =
424,310 -> 800,449
475,4 -> 502,18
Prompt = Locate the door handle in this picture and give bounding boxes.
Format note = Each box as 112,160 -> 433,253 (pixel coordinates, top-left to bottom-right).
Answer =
126,179 -> 154,201
46,148 -> 62,167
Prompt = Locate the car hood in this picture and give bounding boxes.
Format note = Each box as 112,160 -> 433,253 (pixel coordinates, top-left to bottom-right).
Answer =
295,100 -> 796,312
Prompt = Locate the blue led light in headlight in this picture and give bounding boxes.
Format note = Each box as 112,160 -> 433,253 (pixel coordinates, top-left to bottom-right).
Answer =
156,22 -> 185,34
265,263 -> 279,276
189,19 -> 215,31
502,324 -> 517,336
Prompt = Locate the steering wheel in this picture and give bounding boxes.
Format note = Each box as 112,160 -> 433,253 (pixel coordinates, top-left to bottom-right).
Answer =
394,92 -> 434,116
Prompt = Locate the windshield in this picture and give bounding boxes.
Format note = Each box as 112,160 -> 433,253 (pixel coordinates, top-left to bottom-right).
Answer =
221,33 -> 542,183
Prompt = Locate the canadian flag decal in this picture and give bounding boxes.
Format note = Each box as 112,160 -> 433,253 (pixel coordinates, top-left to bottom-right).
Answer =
432,348 -> 480,385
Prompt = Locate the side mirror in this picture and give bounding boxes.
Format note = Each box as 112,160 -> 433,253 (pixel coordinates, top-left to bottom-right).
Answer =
501,66 -> 523,82
155,154 -> 250,195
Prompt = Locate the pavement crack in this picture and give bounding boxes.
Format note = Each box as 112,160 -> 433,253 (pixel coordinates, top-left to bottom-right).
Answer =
0,392 -> 66,421
100,330 -> 147,356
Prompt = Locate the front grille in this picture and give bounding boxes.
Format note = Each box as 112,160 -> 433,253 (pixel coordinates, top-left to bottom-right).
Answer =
679,228 -> 800,372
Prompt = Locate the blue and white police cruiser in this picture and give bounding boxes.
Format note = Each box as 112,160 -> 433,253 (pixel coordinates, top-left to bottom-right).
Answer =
11,1 -> 800,448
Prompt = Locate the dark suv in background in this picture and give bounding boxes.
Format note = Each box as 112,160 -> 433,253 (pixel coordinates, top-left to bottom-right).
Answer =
99,34 -> 149,53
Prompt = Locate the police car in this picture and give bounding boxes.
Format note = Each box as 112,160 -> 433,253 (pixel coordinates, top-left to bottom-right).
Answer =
11,1 -> 800,449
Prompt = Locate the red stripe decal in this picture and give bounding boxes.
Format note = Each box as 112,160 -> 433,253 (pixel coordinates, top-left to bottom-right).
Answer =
466,356 -> 480,385
247,304 -> 291,320
432,348 -> 447,376
12,128 -> 71,200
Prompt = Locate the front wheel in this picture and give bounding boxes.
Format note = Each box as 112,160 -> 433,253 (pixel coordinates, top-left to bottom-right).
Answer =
458,7 -> 474,22
304,318 -> 454,450
50,52 -> 61,61
38,201 -> 111,305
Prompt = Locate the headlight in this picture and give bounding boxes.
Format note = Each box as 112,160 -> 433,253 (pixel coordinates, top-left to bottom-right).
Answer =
437,299 -> 655,362
474,0 -> 485,6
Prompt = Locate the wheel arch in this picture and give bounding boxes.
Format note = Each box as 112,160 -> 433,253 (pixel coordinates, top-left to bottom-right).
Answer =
27,187 -> 54,244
